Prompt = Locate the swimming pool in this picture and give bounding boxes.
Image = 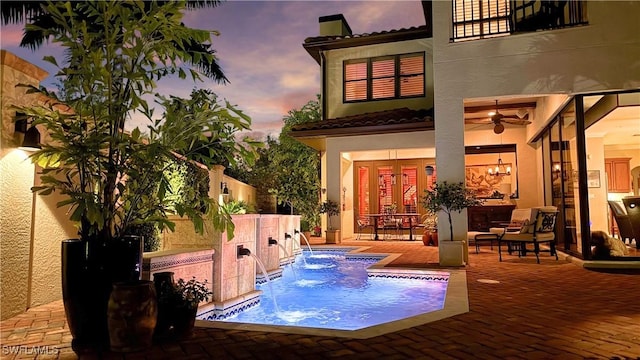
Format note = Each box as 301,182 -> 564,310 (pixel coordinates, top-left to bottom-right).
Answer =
205,249 -> 450,332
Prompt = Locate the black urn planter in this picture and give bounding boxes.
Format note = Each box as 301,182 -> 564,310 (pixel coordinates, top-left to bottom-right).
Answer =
61,236 -> 144,352
107,280 -> 157,352
153,271 -> 176,340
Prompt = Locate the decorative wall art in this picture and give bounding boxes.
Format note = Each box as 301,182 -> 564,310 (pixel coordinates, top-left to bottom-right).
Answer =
465,164 -> 514,198
587,170 -> 601,188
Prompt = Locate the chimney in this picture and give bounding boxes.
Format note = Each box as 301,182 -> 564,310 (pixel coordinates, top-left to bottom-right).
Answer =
319,14 -> 352,37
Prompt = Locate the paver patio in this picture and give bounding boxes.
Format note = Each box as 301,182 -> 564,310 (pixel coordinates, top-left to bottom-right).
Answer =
1,239 -> 639,359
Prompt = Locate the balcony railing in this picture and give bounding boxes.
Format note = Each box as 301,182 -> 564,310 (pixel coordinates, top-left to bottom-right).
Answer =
451,0 -> 588,42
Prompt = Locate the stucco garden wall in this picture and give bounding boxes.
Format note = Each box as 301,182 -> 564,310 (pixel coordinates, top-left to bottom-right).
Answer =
1,50 -> 78,319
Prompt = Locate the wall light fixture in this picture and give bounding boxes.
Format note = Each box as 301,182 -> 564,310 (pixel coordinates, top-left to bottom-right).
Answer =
14,114 -> 41,151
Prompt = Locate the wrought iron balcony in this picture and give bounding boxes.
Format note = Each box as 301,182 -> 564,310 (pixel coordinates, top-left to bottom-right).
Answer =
451,0 -> 588,42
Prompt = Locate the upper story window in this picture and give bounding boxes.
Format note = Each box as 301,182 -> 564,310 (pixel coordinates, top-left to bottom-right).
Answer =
452,0 -> 511,41
344,52 -> 424,102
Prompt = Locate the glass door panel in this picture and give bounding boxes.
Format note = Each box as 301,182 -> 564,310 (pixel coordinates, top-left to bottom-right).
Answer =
561,100 -> 580,253
401,166 -> 418,213
377,166 -> 394,212
357,166 -> 371,216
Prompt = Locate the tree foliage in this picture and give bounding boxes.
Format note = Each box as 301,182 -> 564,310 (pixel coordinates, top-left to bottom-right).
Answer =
241,98 -> 321,225
1,0 -> 227,82
16,1 -> 254,242
420,181 -> 483,241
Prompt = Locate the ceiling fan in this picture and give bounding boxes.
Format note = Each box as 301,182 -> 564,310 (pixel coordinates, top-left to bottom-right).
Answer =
465,100 -> 531,134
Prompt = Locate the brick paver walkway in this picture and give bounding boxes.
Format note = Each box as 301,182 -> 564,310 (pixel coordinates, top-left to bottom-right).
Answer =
1,240 -> 639,359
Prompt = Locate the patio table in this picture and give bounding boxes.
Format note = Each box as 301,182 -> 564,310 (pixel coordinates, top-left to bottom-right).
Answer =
366,213 -> 420,241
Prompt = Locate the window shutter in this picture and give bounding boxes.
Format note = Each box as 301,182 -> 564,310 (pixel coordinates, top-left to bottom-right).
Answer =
400,55 -> 424,97
372,58 -> 395,99
345,61 -> 368,101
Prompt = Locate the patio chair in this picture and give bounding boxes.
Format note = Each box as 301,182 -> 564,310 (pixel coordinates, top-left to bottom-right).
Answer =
356,216 -> 374,240
467,208 -> 536,254
498,207 -> 559,264
608,200 -> 635,245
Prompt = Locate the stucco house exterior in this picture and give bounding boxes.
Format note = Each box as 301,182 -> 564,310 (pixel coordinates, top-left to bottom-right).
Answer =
291,1 -> 640,264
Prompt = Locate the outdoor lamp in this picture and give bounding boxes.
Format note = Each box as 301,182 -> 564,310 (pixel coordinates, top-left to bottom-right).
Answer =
425,165 -> 434,176
221,182 -> 229,195
14,115 -> 42,151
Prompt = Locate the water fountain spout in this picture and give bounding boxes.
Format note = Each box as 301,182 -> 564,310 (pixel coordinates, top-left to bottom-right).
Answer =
268,237 -> 278,246
237,245 -> 251,258
284,233 -> 292,239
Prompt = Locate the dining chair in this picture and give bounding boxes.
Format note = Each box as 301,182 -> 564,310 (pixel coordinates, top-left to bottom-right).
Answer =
356,215 -> 374,240
608,200 -> 635,244
621,197 -> 640,249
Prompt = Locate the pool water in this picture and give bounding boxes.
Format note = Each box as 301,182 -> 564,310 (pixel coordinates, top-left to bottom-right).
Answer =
218,250 -> 449,331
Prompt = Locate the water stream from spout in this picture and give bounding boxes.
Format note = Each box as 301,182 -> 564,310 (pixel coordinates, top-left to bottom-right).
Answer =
248,253 -> 280,313
277,242 -> 298,279
298,232 -> 313,254
291,234 -> 309,267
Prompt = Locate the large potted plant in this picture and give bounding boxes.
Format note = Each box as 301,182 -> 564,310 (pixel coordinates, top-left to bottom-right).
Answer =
13,1 -> 256,351
320,200 -> 341,244
421,181 -> 482,266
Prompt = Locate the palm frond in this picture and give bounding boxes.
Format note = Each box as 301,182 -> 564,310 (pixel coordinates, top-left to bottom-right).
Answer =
0,2 -> 45,25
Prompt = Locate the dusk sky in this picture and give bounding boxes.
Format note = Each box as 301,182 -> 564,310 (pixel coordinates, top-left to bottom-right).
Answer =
1,1 -> 426,140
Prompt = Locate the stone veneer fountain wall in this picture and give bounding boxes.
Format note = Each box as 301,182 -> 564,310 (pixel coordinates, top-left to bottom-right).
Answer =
278,215 -> 300,265
212,214 -> 258,302
255,215 -> 282,283
148,214 -> 300,319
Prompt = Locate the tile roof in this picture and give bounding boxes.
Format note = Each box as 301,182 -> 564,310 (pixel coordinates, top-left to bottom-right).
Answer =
303,26 -> 432,63
290,107 -> 433,137
304,25 -> 430,44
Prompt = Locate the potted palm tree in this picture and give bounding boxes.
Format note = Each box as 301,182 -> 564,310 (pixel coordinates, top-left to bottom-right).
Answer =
320,200 -> 341,244
12,1 -> 257,352
421,181 -> 482,266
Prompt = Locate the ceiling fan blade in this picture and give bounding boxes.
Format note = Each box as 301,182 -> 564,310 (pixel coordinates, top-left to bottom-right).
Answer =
501,114 -> 529,121
501,119 -> 532,125
465,119 -> 493,124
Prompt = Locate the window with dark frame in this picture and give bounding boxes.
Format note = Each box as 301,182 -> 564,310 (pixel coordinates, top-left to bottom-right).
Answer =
452,0 -> 511,41
344,52 -> 425,102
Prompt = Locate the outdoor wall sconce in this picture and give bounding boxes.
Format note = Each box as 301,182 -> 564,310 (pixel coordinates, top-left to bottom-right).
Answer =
221,182 -> 229,195
342,187 -> 347,211
425,165 -> 434,176
14,114 -> 42,151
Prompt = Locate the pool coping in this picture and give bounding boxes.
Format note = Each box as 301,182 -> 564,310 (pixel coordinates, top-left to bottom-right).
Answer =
195,246 -> 469,339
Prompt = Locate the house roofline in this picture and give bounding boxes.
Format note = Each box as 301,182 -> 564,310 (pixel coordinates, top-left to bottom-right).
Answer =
303,26 -> 432,64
